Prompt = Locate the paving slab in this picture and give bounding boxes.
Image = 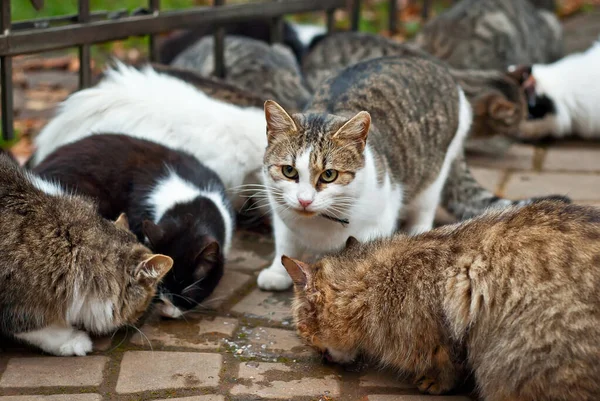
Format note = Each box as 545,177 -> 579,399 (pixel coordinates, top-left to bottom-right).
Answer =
0,357 -> 108,388
155,397 -> 225,401
543,147 -> 600,172
230,326 -> 316,359
0,396 -> 101,401
367,396 -> 471,401
231,289 -> 294,324
360,370 -> 416,389
503,172 -> 600,201
230,362 -> 341,398
200,270 -> 254,309
115,351 -> 221,393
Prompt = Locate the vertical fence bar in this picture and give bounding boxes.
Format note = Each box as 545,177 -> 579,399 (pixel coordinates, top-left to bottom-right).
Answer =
78,0 -> 91,88
213,0 -> 225,78
389,0 -> 397,34
350,0 -> 361,31
1,0 -> 13,141
421,0 -> 432,20
326,8 -> 335,33
148,0 -> 161,62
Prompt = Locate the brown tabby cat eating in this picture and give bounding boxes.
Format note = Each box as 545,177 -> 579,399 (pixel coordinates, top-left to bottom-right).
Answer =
0,155 -> 173,356
283,200 -> 600,401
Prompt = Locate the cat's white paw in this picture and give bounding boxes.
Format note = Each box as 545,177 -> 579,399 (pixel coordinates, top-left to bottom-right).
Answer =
258,267 -> 293,291
58,331 -> 93,356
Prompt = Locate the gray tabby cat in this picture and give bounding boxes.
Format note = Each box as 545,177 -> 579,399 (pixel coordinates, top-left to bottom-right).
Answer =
171,35 -> 311,112
0,155 -> 173,356
304,32 -> 527,140
415,0 -> 563,70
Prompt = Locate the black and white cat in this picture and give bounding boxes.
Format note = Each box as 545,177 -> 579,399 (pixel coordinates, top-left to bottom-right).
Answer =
34,134 -> 234,319
510,40 -> 600,140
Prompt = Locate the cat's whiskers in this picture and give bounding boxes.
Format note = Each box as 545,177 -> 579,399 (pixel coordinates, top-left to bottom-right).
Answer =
127,324 -> 153,352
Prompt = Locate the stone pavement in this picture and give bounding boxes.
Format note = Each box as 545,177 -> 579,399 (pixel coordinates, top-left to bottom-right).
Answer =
2,8 -> 600,401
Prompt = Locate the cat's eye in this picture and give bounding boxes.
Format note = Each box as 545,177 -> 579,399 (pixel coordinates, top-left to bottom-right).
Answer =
320,169 -> 338,183
282,165 -> 298,179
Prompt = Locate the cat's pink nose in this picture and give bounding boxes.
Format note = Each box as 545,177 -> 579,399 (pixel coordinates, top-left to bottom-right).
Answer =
298,198 -> 313,208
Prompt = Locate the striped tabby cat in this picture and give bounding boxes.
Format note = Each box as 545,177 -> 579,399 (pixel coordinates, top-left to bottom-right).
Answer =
415,0 -> 563,70
303,32 -> 527,141
171,35 -> 311,112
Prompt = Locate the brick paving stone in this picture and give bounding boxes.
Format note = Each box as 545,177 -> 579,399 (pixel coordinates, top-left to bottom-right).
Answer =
467,144 -> 535,171
234,326 -> 316,359
115,351 -> 221,393
92,335 -> 113,352
503,172 -> 600,201
0,396 -> 101,401
155,397 -> 224,401
230,362 -> 341,398
227,233 -> 272,273
200,270 -> 253,309
543,147 -> 600,172
231,289 -> 294,324
367,396 -> 472,401
0,357 -> 108,388
469,167 -> 504,193
360,370 -> 415,389
131,316 -> 237,350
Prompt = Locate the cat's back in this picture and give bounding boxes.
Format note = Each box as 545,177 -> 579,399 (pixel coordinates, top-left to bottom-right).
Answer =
416,0 -> 563,69
441,201 -> 600,400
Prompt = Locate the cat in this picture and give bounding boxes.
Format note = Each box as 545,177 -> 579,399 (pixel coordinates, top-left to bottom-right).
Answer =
171,35 -> 311,112
0,154 -> 173,356
282,199 -> 600,401
31,62 -> 268,213
257,56 -> 473,290
415,0 -> 563,71
158,19 -> 305,65
151,63 -> 265,109
34,134 -> 234,319
507,40 -> 600,140
302,31 -> 528,141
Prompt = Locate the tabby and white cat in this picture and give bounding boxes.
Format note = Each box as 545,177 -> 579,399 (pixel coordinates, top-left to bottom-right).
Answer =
258,57 -> 471,290
302,32 -> 528,140
415,0 -> 563,70
283,200 -> 599,401
171,35 -> 311,112
0,154 -> 173,356
510,40 -> 600,140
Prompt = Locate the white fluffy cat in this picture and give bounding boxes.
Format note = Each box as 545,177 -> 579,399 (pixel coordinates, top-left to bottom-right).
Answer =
32,62 -> 267,210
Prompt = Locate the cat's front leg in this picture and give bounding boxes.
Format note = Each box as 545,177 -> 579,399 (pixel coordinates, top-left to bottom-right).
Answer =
15,324 -> 93,356
258,214 -> 304,291
414,346 -> 463,395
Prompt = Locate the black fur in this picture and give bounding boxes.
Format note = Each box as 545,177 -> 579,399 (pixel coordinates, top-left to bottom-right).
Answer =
159,19 -> 305,65
34,134 -> 234,314
528,94 -> 556,120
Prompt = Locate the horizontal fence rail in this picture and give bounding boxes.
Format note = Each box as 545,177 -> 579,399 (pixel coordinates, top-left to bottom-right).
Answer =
0,0 -> 436,141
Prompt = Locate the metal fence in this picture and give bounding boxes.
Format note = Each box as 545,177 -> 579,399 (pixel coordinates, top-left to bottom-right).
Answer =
0,0 -> 436,141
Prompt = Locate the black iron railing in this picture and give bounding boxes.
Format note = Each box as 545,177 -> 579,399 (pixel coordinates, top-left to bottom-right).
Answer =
0,0 -> 435,141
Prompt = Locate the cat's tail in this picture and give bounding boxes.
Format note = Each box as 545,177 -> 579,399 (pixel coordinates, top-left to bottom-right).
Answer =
441,153 -> 570,220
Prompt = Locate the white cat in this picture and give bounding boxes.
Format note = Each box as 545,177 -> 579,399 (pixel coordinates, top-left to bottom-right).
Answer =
32,62 -> 267,210
515,40 -> 600,139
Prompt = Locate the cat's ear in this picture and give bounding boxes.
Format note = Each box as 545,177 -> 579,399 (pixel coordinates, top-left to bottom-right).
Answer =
281,255 -> 311,288
332,111 -> 371,151
488,96 -> 517,120
135,254 -> 173,286
196,241 -> 221,265
345,236 -> 360,249
264,100 -> 297,142
142,220 -> 165,247
114,213 -> 130,231
506,65 -> 533,85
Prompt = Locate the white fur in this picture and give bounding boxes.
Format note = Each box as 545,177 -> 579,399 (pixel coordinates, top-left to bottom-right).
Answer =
66,283 -> 116,334
26,173 -> 65,196
147,170 -> 234,254
258,87 -> 472,290
291,23 -> 326,47
33,62 -> 267,209
520,41 -> 600,139
15,325 -> 93,356
405,89 -> 472,234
